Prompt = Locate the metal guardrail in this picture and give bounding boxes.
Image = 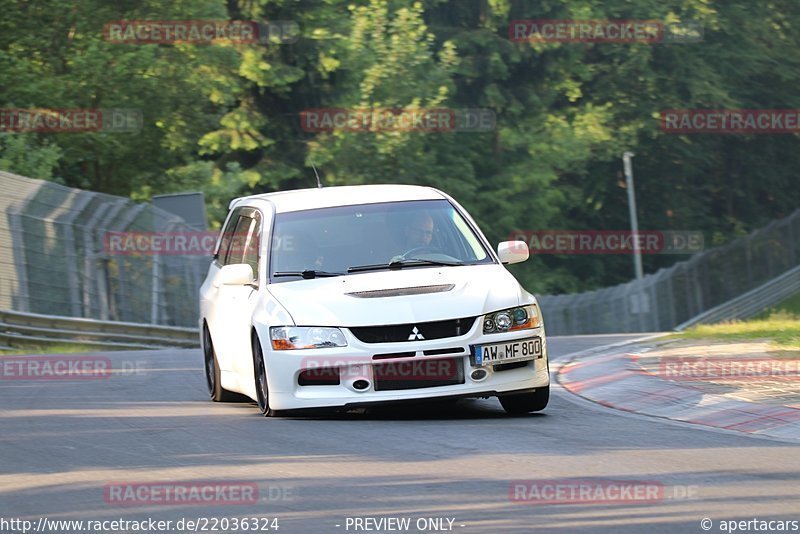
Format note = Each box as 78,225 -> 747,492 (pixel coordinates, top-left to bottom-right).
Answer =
0,309 -> 199,350
675,264 -> 800,330
1,264 -> 796,349
539,208 -> 800,335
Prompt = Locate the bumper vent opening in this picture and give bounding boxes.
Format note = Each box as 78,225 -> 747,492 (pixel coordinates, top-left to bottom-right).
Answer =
423,347 -> 466,356
373,358 -> 464,391
493,361 -> 529,372
298,368 -> 340,386
373,352 -> 416,361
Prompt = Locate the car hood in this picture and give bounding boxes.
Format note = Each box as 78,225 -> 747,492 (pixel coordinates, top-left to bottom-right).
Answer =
266,264 -> 527,327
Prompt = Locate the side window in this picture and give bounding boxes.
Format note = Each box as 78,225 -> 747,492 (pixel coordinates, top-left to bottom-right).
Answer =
225,212 -> 262,281
241,214 -> 262,281
226,216 -> 249,266
216,208 -> 243,265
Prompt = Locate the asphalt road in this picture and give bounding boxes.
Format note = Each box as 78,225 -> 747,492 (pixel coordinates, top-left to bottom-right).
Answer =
1,334 -> 799,534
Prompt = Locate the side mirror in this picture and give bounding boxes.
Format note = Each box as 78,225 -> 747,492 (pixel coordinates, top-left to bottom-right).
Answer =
216,264 -> 255,287
497,241 -> 529,265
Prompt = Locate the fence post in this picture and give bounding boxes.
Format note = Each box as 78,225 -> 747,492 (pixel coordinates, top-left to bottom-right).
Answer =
94,199 -> 126,321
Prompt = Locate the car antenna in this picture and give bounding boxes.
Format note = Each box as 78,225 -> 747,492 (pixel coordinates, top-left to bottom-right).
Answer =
311,161 -> 322,188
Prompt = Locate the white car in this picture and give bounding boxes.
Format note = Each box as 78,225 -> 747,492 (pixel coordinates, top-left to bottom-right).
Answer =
199,184 -> 549,416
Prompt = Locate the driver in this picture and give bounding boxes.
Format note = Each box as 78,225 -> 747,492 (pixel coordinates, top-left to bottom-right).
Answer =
403,212 -> 434,248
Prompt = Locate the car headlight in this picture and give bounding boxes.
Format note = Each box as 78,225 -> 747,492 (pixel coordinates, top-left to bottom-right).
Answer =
270,326 -> 348,350
482,304 -> 540,334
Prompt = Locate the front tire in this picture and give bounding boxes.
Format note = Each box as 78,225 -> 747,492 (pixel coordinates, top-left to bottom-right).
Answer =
252,331 -> 276,417
203,324 -> 237,402
499,386 -> 549,415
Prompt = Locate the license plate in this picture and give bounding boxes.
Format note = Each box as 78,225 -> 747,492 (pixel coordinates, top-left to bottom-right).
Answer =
472,337 -> 542,366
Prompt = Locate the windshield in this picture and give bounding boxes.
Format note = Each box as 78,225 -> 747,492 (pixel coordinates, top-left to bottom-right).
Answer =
269,199 -> 492,282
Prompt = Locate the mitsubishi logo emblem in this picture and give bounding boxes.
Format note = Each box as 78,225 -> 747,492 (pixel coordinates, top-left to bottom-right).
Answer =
408,326 -> 425,341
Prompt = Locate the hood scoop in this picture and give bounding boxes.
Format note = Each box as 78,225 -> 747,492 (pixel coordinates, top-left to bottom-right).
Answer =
345,284 -> 455,299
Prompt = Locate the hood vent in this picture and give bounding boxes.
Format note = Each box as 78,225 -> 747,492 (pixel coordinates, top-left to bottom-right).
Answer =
345,284 -> 455,298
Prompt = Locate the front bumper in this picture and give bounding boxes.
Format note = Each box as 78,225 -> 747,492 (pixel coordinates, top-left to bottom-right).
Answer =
262,324 -> 549,411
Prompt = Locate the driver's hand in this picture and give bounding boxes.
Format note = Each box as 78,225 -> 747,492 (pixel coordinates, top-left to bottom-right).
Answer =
389,255 -> 404,263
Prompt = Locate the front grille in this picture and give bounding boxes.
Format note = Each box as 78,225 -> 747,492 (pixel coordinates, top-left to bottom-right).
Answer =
373,358 -> 464,391
349,317 -> 476,343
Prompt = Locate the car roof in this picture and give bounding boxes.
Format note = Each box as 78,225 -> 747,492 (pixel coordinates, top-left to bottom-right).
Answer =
231,184 -> 447,213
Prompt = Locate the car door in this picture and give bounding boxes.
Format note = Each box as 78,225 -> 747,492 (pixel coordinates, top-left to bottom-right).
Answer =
206,206 -> 264,392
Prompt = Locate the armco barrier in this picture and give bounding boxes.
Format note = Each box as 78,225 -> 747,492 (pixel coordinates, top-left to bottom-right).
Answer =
675,264 -> 800,330
0,309 -> 199,350
538,208 -> 800,334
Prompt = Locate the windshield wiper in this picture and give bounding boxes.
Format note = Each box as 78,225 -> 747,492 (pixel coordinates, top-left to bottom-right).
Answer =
273,270 -> 345,279
347,258 -> 465,273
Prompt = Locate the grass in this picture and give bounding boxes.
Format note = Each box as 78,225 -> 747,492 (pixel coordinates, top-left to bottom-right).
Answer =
755,291 -> 800,318
673,311 -> 800,349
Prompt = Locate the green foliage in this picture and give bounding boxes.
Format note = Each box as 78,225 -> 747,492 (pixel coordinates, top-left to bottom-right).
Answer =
3,0 -> 800,294
0,133 -> 62,181
0,0 -> 240,195
756,293 -> 800,319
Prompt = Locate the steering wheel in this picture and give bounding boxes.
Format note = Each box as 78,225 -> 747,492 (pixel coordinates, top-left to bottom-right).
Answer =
399,246 -> 439,259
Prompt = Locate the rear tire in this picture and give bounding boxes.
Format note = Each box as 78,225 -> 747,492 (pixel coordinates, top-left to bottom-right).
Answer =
499,386 -> 549,415
203,324 -> 237,402
252,331 -> 276,417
